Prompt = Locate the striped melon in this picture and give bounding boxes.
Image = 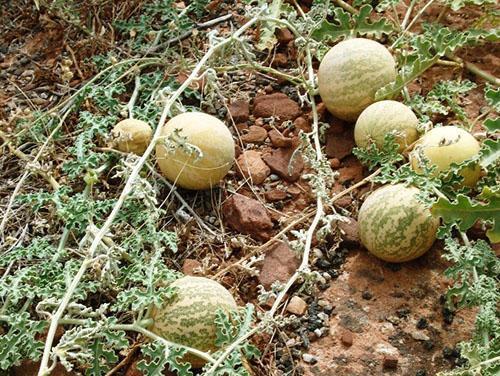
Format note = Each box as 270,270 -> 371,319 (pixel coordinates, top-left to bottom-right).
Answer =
354,100 -> 419,152
156,112 -> 235,190
149,276 -> 237,368
358,184 -> 439,263
318,38 -> 397,122
409,126 -> 481,187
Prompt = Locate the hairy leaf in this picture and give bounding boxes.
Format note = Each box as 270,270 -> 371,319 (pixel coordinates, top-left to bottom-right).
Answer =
431,189 -> 499,242
311,5 -> 394,43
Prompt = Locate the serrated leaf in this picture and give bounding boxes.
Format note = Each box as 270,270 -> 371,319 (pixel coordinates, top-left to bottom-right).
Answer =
311,5 -> 394,43
484,118 -> 500,132
485,85 -> 500,111
443,0 -> 498,11
138,342 -> 193,376
256,0 -> 286,51
431,190 -> 500,243
480,139 -> 500,169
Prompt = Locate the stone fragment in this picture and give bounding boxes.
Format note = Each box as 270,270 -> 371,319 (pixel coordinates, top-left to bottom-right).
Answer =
268,129 -> 293,148
338,217 -> 360,245
271,53 -> 288,68
259,241 -> 300,288
262,146 -> 304,182
325,128 -> 355,160
302,353 -> 318,364
287,296 -> 308,316
253,93 -> 301,121
340,330 -> 353,347
264,189 -> 287,202
293,116 -> 311,133
338,156 -> 364,184
236,150 -> 270,185
182,259 -> 202,276
227,100 -> 250,123
383,355 -> 398,370
223,194 -> 273,240
241,125 -> 268,144
276,27 -> 294,44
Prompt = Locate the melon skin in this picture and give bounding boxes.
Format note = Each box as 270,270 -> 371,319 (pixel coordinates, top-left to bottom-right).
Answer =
318,38 -> 397,122
358,184 -> 439,263
354,100 -> 419,152
409,126 -> 481,187
150,276 -> 237,368
111,119 -> 152,155
155,112 -> 235,190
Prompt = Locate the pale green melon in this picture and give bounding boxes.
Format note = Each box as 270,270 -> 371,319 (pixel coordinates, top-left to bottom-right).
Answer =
156,112 -> 235,190
149,276 -> 237,368
358,184 -> 439,263
354,100 -> 419,152
409,126 -> 481,187
318,38 -> 397,122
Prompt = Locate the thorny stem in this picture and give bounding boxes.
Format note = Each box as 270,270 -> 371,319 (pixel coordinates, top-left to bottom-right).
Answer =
36,14 -> 262,376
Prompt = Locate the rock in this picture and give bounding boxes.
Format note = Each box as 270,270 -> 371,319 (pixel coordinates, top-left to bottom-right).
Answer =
253,93 -> 301,121
302,353 -> 318,364
411,331 -> 430,341
294,116 -> 311,133
330,158 -> 341,169
264,189 -> 287,202
338,156 -> 364,184
236,150 -> 270,185
182,259 -> 202,276
262,146 -> 304,182
13,360 -> 71,376
241,125 -> 268,144
228,100 -> 250,123
325,128 -> 355,160
276,27 -> 294,44
258,241 -> 300,288
287,296 -> 308,316
340,330 -> 353,347
223,194 -> 274,240
383,355 -> 398,370
338,217 -> 360,245
272,53 -> 288,68
268,129 -> 293,148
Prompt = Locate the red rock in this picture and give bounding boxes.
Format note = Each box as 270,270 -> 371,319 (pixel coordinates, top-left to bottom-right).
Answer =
268,129 -> 293,148
338,156 -> 364,184
13,360 -> 71,376
262,146 -> 304,182
236,150 -> 270,185
235,123 -> 248,133
338,217 -> 360,245
316,102 -> 328,121
383,355 -> 398,370
241,125 -> 268,144
325,127 -> 355,160
253,93 -> 301,121
330,158 -> 341,169
223,194 -> 274,241
275,27 -> 294,44
228,100 -> 250,123
272,53 -> 288,68
293,116 -> 311,133
287,186 -> 302,197
258,241 -> 300,288
264,189 -> 287,202
340,330 -> 354,347
182,259 -> 202,276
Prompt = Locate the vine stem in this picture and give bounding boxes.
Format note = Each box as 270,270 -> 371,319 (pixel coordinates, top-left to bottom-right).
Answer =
127,76 -> 141,119
36,14 -> 262,376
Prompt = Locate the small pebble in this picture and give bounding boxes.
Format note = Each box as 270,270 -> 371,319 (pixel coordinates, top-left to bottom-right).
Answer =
361,290 -> 373,300
340,330 -> 353,347
383,355 -> 398,370
411,331 -> 430,341
302,353 -> 318,364
314,328 -> 323,338
286,296 -> 307,316
269,174 -> 280,181
416,317 -> 428,329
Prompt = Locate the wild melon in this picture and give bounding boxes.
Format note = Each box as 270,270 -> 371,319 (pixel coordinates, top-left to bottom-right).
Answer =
318,38 -> 397,122
354,100 -> 419,152
111,119 -> 152,155
149,276 -> 237,368
155,112 -> 235,190
409,126 -> 481,187
358,184 -> 439,263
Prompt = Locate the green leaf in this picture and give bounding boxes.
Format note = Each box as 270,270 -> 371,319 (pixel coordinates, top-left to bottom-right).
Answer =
256,0 -> 290,51
431,189 -> 500,243
442,0 -> 498,11
311,5 -> 394,43
480,139 -> 500,170
137,342 -> 193,376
